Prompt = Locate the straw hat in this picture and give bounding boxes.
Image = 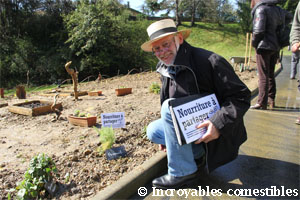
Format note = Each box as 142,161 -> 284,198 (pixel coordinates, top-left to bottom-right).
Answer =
141,19 -> 191,52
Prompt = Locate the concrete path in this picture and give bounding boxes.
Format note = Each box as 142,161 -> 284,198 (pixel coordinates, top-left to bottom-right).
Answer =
130,56 -> 300,200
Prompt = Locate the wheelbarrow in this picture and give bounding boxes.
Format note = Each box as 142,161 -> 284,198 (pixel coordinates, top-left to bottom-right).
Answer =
230,56 -> 251,72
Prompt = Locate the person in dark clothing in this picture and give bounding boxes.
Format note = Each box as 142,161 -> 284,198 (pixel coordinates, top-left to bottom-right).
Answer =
250,0 -> 292,109
141,19 -> 251,189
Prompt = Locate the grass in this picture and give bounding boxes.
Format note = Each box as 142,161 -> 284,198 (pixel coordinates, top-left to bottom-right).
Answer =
2,84 -> 66,97
179,22 -> 290,60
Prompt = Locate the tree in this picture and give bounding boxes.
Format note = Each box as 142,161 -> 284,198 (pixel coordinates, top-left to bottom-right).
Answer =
236,0 -> 252,33
0,0 -> 75,87
278,0 -> 298,14
143,0 -> 161,16
64,0 -> 154,77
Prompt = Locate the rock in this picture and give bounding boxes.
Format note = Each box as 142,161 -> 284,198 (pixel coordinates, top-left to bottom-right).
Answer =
70,155 -> 79,162
113,165 -> 120,172
71,187 -> 80,194
4,181 -> 12,188
0,163 -> 5,168
74,149 -> 79,153
91,173 -> 100,182
83,149 -> 92,156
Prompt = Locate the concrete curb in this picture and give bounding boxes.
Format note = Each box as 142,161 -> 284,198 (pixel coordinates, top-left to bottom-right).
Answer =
91,151 -> 167,200
91,64 -> 283,200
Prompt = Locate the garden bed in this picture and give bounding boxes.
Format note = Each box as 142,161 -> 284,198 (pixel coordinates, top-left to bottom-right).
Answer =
0,69 -> 258,199
8,100 -> 62,116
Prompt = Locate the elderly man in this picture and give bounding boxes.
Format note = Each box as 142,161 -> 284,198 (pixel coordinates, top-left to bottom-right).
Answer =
141,19 -> 251,189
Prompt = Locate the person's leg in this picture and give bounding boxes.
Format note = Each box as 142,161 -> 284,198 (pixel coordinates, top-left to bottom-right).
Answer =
255,51 -> 271,108
295,51 -> 300,80
147,118 -> 166,145
147,99 -> 205,176
160,99 -> 200,176
151,99 -> 206,189
291,52 -> 298,79
268,51 -> 278,106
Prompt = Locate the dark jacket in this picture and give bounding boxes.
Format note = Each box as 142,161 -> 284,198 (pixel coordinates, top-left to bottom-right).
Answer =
251,0 -> 291,52
157,41 -> 251,172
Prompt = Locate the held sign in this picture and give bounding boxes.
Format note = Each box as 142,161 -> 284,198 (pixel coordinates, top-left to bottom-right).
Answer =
101,112 -> 125,128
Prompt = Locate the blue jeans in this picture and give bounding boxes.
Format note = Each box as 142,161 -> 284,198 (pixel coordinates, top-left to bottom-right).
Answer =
291,51 -> 300,79
147,99 -> 205,177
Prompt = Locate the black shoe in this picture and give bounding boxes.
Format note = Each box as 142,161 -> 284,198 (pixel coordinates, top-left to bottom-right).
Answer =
152,172 -> 198,189
250,104 -> 267,110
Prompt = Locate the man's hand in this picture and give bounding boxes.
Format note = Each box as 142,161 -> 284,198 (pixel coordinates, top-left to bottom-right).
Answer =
291,42 -> 300,53
194,120 -> 220,144
159,144 -> 166,152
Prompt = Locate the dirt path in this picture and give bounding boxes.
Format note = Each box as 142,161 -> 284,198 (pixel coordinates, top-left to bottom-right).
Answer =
0,69 -> 258,199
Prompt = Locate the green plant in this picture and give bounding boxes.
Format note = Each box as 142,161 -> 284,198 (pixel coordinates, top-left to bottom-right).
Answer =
73,109 -> 91,117
141,126 -> 148,139
93,126 -> 115,155
13,153 -> 58,199
149,82 -> 160,94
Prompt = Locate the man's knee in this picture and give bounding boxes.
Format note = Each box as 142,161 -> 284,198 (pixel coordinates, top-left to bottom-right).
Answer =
146,121 -> 156,141
161,99 -> 172,120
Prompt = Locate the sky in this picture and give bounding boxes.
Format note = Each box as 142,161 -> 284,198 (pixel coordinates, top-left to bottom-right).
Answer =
124,0 -> 237,13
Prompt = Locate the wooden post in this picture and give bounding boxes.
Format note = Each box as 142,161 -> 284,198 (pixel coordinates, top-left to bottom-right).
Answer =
16,85 -> 26,99
0,88 -> 4,98
244,33 -> 249,67
247,33 -> 253,67
65,61 -> 79,100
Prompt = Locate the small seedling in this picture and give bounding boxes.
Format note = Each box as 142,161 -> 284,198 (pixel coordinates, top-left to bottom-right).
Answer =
149,82 -> 160,94
93,126 -> 115,155
141,126 -> 147,139
74,109 -> 91,117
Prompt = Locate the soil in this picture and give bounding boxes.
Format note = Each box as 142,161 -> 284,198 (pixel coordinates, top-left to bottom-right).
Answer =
0,67 -> 258,199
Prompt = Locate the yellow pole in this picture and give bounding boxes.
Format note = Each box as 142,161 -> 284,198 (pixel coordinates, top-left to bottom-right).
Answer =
247,33 -> 253,67
244,33 -> 249,67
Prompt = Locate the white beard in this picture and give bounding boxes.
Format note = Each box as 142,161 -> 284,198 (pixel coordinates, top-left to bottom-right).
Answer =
159,36 -> 180,67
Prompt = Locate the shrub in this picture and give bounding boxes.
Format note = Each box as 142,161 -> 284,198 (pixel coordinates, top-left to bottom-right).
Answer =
12,153 -> 58,199
94,126 -> 115,154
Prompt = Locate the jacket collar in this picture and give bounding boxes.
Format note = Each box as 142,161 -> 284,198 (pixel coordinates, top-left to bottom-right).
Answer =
173,40 -> 192,67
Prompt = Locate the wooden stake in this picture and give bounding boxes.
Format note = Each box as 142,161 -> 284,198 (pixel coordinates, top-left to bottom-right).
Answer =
244,33 -> 249,67
0,88 -> 4,98
247,33 -> 253,67
65,61 -> 79,100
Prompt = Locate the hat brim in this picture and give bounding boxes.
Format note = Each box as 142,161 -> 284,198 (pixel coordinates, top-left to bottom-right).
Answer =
141,29 -> 191,52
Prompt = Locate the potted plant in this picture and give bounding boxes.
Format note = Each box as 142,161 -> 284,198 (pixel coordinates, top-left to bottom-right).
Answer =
88,91 -> 102,96
68,110 -> 97,127
115,87 -> 132,96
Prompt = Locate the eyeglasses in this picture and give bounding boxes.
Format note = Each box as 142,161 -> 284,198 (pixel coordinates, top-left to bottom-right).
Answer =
152,38 -> 175,55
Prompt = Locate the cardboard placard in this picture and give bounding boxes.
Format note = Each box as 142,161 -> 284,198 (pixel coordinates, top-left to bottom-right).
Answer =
101,112 -> 125,128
